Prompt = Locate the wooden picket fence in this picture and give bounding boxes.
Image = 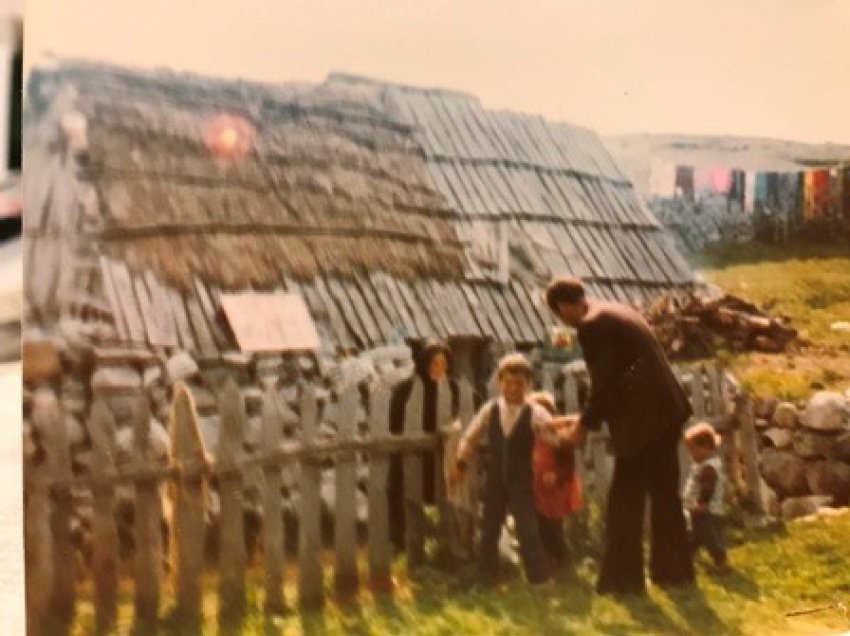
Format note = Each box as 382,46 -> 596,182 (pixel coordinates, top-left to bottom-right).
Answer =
25,360 -> 763,634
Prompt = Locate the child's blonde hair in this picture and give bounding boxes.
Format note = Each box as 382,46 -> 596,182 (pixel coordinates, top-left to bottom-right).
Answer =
685,422 -> 721,450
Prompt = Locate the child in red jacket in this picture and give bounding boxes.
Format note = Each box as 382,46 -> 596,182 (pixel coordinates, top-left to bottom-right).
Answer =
530,391 -> 582,564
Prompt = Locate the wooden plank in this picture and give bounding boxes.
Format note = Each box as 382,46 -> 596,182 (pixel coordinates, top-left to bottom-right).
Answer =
132,394 -> 162,628
372,273 -> 419,341
428,280 -> 464,337
99,256 -> 129,341
435,378 -> 454,553
312,277 -> 358,349
365,274 -> 405,339
368,380 -> 393,592
511,280 -> 547,342
444,281 -> 482,338
737,393 -> 765,514
33,387 -> 76,629
185,295 -> 219,358
460,282 -> 495,337
503,280 -> 537,344
335,382 -> 360,596
298,384 -> 324,608
342,279 -> 383,345
471,283 -> 512,343
261,385 -> 286,613
107,260 -> 146,344
413,281 -> 450,338
429,93 -> 470,159
194,278 -> 230,350
403,378 -> 425,568
217,378 -> 247,618
166,287 -> 197,352
354,274 -> 394,343
488,284 -> 524,343
134,273 -> 174,348
88,400 -> 120,635
327,278 -> 371,347
396,280 -> 437,339
170,382 -> 207,624
144,271 -> 180,348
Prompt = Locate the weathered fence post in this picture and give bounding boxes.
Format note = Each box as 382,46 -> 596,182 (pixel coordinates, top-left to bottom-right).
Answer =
170,382 -> 208,625
26,388 -> 59,635
403,378 -> 425,568
367,380 -> 393,593
335,382 -> 360,597
88,399 -> 119,635
217,378 -> 247,618
39,386 -> 75,633
435,377 -> 454,557
454,378 -> 478,555
561,368 -> 589,540
710,365 -> 740,504
132,394 -> 162,629
736,392 -> 766,515
261,385 -> 285,614
562,370 -> 580,415
298,383 -> 323,608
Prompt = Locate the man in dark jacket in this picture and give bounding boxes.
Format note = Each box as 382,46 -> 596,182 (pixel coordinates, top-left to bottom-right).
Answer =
546,276 -> 694,595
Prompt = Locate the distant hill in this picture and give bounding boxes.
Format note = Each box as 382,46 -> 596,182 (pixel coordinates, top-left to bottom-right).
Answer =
605,133 -> 850,197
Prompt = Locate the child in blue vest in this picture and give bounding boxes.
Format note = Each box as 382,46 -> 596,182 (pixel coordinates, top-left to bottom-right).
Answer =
683,422 -> 728,569
450,353 -> 564,586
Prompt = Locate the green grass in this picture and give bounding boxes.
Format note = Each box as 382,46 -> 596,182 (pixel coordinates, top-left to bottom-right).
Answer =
694,239 -> 850,400
72,511 -> 850,635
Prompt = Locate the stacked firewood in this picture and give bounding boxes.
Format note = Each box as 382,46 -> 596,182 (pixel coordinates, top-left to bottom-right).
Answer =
645,292 -> 798,357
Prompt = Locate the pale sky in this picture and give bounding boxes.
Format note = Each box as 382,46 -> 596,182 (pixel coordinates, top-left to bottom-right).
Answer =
24,0 -> 850,144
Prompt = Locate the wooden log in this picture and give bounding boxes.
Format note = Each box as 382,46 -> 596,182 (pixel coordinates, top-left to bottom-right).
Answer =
261,385 -> 286,614
335,382 -> 360,596
736,393 -> 766,515
403,378 -> 425,568
298,384 -> 323,608
217,378 -> 247,618
88,400 -> 119,635
367,380 -> 393,592
132,394 -> 162,629
170,382 -> 207,625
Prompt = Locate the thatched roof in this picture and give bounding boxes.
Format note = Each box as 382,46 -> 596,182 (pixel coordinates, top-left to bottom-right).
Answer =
27,62 -> 463,292
24,62 -> 693,354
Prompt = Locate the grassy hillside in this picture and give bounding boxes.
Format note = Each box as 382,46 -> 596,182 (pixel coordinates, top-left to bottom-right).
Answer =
72,511 -> 850,635
696,240 -> 850,400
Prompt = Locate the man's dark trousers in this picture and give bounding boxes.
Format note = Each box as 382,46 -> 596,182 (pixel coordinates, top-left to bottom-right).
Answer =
597,429 -> 694,595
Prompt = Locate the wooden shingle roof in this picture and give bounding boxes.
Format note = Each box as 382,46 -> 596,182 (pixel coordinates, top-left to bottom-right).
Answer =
24,62 -> 693,354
